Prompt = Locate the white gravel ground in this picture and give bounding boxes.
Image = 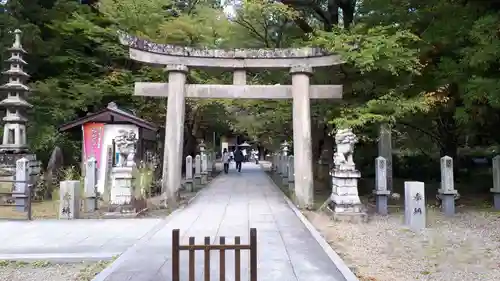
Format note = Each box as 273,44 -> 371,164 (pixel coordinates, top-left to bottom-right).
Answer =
306,208 -> 500,281
0,261 -> 109,281
0,264 -> 84,281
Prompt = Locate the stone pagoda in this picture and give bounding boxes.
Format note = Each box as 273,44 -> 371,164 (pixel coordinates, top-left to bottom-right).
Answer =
0,29 -> 37,170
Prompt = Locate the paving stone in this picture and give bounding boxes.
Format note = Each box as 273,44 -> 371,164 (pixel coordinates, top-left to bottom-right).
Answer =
0,219 -> 163,261
94,163 -> 347,281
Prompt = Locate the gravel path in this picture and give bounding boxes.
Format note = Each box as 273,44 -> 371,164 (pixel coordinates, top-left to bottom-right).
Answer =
306,208 -> 500,281
0,264 -> 84,281
0,261 -> 108,281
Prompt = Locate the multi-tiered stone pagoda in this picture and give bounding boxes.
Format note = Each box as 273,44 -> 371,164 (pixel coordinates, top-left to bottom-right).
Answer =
0,29 -> 37,168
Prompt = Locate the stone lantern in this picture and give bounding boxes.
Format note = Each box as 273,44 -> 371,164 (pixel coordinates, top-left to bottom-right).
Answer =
198,140 -> 206,156
281,141 -> 289,156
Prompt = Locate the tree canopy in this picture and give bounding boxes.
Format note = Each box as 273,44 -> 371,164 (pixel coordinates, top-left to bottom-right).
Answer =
0,0 -> 499,180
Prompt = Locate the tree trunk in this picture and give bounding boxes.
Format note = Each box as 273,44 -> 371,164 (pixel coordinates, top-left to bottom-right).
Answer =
436,83 -> 460,173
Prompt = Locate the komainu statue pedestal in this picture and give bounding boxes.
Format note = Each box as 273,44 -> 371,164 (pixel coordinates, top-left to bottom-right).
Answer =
321,128 -> 367,223
328,169 -> 367,222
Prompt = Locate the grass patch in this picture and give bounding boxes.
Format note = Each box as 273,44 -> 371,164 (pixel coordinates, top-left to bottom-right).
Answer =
0,199 -> 60,219
0,260 -> 52,268
76,258 -> 117,281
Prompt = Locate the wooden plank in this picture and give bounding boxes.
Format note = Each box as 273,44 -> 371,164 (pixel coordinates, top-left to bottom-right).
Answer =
250,228 -> 257,281
204,236 -> 211,281
172,229 -> 180,281
234,236 -> 241,281
135,83 -> 343,100
189,237 -> 195,281
179,244 -> 251,250
219,236 -> 226,281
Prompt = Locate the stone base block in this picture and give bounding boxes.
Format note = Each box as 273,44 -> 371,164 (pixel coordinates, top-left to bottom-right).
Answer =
375,195 -> 388,215
185,181 -> 194,192
110,167 -> 135,205
494,193 -> 500,210
332,212 -> 368,223
327,201 -> 368,223
331,169 -> 361,179
440,193 -> 456,216
282,176 -> 288,185
84,197 -> 97,212
330,194 -> 362,206
201,174 -> 208,185
288,182 -> 295,192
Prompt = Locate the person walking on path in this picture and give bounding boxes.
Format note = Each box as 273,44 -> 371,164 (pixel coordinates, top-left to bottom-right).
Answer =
222,148 -> 230,174
233,148 -> 244,172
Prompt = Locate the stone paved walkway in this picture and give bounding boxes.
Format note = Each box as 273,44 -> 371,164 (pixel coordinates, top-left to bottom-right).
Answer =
0,218 -> 162,262
94,162 -> 348,281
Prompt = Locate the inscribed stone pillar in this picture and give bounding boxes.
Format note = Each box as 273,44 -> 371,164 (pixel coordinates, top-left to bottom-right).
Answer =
378,124 -> 393,192
212,152 -> 217,171
194,154 -> 201,187
14,158 -> 29,212
281,154 -> 288,185
59,180 -> 81,219
185,155 -> 193,191
163,65 -> 188,208
207,153 -> 213,177
273,153 -> 279,172
290,65 -> 314,208
201,154 -> 208,185
84,157 -> 98,212
404,181 -> 426,231
374,156 -> 390,215
491,156 -> 500,209
438,155 -> 457,216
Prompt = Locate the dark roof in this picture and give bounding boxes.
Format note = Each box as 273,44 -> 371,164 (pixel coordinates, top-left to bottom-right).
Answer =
59,102 -> 158,132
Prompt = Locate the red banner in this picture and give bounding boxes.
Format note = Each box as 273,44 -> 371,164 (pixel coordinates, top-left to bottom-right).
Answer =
83,123 -> 105,169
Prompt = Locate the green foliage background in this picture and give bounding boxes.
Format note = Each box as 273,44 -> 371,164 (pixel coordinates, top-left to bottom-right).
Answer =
1,0 -> 500,184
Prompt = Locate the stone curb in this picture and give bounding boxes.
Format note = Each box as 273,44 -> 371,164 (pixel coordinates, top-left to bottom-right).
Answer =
261,163 -> 360,281
91,170 -> 221,281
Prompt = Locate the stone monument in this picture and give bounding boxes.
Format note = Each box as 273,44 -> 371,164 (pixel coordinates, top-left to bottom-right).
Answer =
201,154 -> 208,185
280,141 -> 289,177
491,155 -> 500,210
374,156 -> 390,215
110,129 -> 138,206
438,156 -> 458,216
83,157 -> 98,212
185,155 -> 193,191
59,180 -> 81,219
194,154 -> 201,187
328,128 -> 367,222
287,155 -> 295,191
404,181 -> 426,231
0,29 -> 39,175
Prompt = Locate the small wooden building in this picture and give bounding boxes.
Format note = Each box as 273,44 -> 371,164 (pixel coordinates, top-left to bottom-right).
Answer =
59,102 -> 160,196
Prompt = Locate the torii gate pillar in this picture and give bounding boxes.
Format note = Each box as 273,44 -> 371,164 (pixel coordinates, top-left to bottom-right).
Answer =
163,65 -> 188,208
290,65 -> 314,208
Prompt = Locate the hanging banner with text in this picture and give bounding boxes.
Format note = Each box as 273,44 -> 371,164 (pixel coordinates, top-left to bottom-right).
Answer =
83,122 -> 105,169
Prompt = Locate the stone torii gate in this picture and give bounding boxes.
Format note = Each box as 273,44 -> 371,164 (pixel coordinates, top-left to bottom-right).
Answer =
119,34 -> 343,208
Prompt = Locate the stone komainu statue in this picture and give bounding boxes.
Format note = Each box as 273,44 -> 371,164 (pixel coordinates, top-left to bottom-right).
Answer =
114,130 -> 138,167
333,128 -> 358,170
